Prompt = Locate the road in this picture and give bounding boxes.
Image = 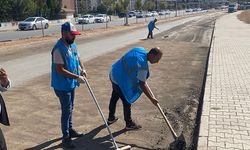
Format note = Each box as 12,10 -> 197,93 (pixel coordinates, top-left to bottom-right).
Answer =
1,11 -> 224,150
0,11 -> 207,41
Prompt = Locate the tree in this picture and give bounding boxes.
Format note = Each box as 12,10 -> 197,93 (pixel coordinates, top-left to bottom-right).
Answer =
97,3 -> 107,13
102,0 -> 114,15
0,0 -> 12,22
160,2 -> 166,10
103,0 -> 113,7
10,0 -> 36,21
120,0 -> 130,12
78,0 -> 87,14
142,0 -> 156,11
135,0 -> 142,10
36,0 -> 47,16
113,2 -> 123,14
113,0 -> 129,13
46,0 -> 61,19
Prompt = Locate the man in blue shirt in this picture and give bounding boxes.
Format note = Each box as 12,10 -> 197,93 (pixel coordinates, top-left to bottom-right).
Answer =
147,18 -> 159,39
51,22 -> 86,148
107,47 -> 162,130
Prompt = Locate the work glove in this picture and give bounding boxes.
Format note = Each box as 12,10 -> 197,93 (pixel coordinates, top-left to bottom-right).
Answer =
77,75 -> 86,84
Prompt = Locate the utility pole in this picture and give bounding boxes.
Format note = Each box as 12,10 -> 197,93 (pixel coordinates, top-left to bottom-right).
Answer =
175,0 -> 178,17
75,0 -> 78,15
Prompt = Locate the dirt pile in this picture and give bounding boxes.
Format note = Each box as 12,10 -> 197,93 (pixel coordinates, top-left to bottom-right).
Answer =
237,10 -> 250,24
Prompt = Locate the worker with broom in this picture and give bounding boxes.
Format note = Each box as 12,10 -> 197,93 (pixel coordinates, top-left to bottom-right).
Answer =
147,18 -> 159,39
51,22 -> 86,148
107,47 -> 162,130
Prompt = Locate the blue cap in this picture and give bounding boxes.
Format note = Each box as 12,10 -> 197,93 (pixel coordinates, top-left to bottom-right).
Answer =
61,22 -> 80,35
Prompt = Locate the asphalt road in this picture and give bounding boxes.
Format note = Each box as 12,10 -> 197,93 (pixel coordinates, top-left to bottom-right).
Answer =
0,11 -> 206,41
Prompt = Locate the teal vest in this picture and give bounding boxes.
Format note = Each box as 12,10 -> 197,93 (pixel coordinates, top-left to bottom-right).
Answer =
112,47 -> 149,104
148,20 -> 155,31
51,39 -> 80,91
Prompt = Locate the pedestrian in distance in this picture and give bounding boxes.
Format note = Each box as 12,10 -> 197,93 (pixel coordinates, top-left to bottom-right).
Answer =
147,18 -> 159,39
51,22 -> 87,148
0,68 -> 11,150
107,47 -> 163,130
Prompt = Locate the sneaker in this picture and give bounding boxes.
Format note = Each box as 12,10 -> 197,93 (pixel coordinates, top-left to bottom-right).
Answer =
69,128 -> 84,138
62,136 -> 76,148
125,121 -> 142,130
107,117 -> 119,125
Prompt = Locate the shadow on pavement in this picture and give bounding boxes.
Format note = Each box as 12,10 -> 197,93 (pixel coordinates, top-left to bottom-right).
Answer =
25,124 -> 137,150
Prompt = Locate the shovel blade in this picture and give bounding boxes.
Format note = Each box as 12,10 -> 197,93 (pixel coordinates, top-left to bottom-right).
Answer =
169,134 -> 186,150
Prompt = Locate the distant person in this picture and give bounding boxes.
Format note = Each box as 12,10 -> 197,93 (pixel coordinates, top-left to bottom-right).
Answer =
0,68 -> 11,150
51,22 -> 87,148
107,47 -> 163,130
147,18 -> 159,39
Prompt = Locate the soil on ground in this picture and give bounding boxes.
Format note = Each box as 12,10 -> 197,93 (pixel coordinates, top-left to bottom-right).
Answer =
237,10 -> 250,24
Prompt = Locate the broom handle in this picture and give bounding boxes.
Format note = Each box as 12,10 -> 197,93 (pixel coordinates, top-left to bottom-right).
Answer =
84,79 -> 119,149
146,84 -> 178,139
156,103 -> 178,139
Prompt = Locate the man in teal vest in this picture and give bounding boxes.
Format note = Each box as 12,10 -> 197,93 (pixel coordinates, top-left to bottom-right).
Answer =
147,18 -> 159,39
108,47 -> 162,130
51,22 -> 86,148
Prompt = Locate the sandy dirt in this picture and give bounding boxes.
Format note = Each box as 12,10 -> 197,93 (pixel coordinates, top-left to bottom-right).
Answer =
0,12 -> 224,150
237,10 -> 250,24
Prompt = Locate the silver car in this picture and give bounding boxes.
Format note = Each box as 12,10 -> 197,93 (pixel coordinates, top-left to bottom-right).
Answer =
18,17 -> 49,30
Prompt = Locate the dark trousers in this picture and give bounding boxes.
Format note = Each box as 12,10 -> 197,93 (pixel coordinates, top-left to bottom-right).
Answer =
147,29 -> 153,39
0,128 -> 7,150
108,81 -> 132,124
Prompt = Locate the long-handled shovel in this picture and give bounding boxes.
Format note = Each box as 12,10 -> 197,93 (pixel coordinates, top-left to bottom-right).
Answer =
84,78 -> 131,150
156,103 -> 186,150
147,85 -> 186,150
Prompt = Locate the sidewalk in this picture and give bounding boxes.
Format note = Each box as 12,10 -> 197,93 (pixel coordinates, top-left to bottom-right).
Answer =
198,11 -> 250,150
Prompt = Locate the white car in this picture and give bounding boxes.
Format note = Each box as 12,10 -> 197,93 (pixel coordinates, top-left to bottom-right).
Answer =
151,11 -> 159,16
95,14 -> 110,23
145,12 -> 153,17
78,14 -> 95,24
18,17 -> 49,30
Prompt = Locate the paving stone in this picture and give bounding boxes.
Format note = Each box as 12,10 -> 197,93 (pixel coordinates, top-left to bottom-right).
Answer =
198,12 -> 250,150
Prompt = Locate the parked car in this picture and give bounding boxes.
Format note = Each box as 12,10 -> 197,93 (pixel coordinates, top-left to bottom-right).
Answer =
186,8 -> 193,12
136,12 -> 145,18
158,11 -> 166,15
151,11 -> 159,16
78,14 -> 95,24
128,11 -> 136,17
118,12 -> 127,18
95,14 -> 110,23
145,12 -> 153,17
18,17 -> 49,30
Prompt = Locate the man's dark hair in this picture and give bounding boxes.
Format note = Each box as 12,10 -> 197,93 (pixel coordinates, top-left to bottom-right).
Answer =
148,47 -> 162,56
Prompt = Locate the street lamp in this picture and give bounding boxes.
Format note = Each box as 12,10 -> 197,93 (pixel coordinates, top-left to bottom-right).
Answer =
175,0 -> 178,17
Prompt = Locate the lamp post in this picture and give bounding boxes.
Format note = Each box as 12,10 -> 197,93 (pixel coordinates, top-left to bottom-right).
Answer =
175,0 -> 178,17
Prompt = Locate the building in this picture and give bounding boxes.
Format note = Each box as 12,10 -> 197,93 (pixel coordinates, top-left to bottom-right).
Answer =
60,0 -> 75,18
75,0 -> 101,14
